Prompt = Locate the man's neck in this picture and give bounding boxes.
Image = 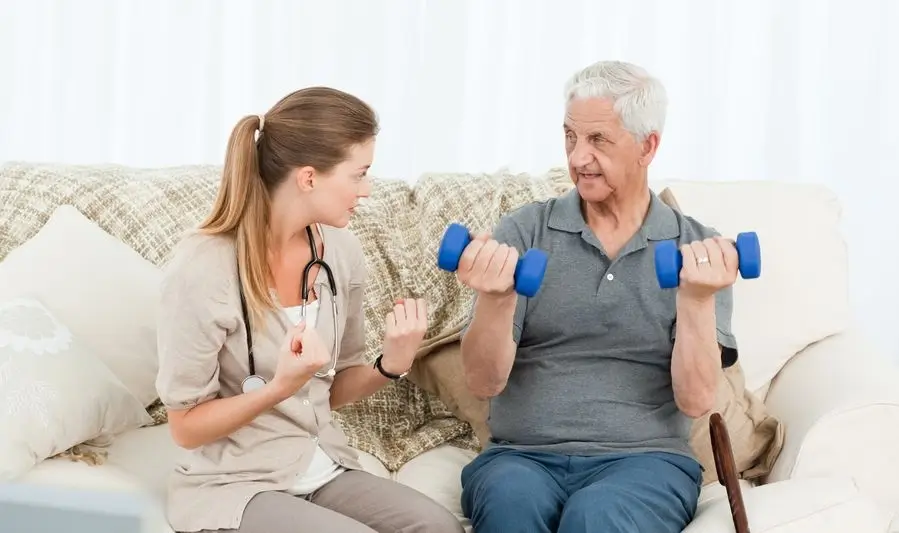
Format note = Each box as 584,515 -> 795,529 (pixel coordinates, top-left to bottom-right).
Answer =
583,186 -> 651,233
581,185 -> 651,258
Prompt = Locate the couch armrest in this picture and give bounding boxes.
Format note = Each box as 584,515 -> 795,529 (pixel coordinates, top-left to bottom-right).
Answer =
763,329 -> 899,513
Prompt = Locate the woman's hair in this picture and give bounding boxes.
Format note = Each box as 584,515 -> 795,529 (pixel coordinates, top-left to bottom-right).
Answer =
198,87 -> 379,330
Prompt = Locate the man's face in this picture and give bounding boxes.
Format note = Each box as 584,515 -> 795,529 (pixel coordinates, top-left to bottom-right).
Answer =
563,97 -> 657,204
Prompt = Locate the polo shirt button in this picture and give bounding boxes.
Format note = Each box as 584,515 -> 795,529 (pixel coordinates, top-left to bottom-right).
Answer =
303,399 -> 310,406
606,273 -> 614,281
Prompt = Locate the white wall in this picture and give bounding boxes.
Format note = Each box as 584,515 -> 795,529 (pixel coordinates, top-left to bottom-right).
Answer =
1,0 -> 897,361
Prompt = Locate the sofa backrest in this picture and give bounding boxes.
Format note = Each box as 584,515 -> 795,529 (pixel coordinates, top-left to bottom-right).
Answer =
0,162 -> 850,467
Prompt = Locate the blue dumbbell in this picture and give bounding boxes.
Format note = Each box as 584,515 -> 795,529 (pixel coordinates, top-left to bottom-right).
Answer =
654,232 -> 762,289
437,222 -> 548,298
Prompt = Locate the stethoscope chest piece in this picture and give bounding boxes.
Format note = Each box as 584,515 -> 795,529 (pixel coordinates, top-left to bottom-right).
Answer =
242,374 -> 266,394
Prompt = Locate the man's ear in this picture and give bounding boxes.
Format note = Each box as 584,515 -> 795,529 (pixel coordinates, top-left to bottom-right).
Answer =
292,166 -> 316,192
639,131 -> 661,167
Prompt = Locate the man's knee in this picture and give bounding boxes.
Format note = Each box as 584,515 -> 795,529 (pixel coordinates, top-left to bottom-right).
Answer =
558,472 -> 697,533
558,485 -> 641,532
461,452 -> 564,528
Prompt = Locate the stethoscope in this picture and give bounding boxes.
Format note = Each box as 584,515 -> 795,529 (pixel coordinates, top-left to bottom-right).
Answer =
240,225 -> 340,394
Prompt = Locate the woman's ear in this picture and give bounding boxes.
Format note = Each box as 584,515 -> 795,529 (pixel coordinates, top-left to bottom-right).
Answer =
293,166 -> 316,192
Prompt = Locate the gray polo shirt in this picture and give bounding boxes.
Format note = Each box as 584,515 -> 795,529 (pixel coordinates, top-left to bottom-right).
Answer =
469,187 -> 738,460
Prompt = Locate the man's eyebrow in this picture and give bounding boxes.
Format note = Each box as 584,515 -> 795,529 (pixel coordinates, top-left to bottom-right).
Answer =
562,124 -> 609,140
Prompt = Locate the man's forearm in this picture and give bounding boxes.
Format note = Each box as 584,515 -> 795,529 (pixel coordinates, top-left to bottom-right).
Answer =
460,294 -> 518,399
671,295 -> 720,418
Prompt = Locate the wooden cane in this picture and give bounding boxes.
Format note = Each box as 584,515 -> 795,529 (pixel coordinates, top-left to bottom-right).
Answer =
709,412 -> 751,532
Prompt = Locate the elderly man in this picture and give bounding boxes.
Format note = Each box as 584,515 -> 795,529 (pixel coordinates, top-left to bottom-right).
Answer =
455,60 -> 740,532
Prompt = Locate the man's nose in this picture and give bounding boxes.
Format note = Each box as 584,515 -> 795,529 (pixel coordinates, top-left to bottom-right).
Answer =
568,140 -> 594,168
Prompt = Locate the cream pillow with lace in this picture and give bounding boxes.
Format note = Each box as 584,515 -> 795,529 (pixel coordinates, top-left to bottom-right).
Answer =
0,297 -> 152,481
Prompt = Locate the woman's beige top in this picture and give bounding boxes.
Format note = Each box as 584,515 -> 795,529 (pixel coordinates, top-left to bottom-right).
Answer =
155,226 -> 368,532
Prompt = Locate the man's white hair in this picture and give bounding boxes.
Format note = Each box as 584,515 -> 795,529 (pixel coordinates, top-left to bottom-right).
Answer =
564,60 -> 667,142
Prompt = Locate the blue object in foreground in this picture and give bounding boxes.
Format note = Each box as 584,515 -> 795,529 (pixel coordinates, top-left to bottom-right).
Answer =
437,222 -> 548,298
654,231 -> 762,289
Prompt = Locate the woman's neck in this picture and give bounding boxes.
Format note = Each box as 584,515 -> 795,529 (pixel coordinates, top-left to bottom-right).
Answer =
267,194 -> 315,256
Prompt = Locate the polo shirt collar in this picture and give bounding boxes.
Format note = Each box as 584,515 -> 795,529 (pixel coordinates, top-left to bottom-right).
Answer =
548,187 -> 680,241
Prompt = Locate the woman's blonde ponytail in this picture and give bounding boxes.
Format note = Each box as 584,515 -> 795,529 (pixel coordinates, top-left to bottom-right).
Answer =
199,114 -> 273,331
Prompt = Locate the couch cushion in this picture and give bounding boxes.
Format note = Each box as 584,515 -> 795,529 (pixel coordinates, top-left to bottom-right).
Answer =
0,205 -> 162,407
407,341 -> 491,447
685,477 -> 893,532
394,444 -> 477,531
0,296 -> 152,480
689,362 -> 784,485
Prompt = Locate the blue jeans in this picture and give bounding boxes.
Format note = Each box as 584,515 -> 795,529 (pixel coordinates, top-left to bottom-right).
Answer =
460,446 -> 702,533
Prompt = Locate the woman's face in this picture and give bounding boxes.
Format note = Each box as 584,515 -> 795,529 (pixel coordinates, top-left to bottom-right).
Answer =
306,138 -> 375,228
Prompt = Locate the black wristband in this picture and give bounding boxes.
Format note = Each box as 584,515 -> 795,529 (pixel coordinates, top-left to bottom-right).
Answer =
374,354 -> 408,380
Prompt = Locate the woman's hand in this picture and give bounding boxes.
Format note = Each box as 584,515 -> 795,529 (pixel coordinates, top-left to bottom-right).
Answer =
271,321 -> 330,399
329,298 -> 428,410
380,298 -> 428,375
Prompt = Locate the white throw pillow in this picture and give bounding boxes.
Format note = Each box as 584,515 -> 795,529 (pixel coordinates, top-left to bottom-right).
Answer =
0,205 -> 162,406
0,297 -> 152,481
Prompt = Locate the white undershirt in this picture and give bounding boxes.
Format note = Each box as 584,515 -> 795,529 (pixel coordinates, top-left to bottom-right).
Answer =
281,299 -> 345,495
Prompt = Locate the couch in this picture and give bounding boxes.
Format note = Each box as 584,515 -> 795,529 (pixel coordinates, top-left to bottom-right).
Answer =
0,161 -> 897,532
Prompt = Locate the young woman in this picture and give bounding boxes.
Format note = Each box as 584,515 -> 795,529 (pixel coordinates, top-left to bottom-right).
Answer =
155,87 -> 463,533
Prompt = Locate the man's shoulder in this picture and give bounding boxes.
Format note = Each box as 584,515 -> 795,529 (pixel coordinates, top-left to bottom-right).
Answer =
672,211 -> 725,242
495,196 -> 559,235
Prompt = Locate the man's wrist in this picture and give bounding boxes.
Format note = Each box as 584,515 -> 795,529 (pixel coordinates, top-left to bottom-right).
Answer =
676,293 -> 715,316
475,291 -> 518,314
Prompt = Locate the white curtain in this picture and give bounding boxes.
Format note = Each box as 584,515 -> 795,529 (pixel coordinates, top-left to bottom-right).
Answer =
1,0 -> 897,361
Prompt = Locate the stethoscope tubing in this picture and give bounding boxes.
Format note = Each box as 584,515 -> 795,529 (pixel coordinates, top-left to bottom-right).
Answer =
241,224 -> 340,394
